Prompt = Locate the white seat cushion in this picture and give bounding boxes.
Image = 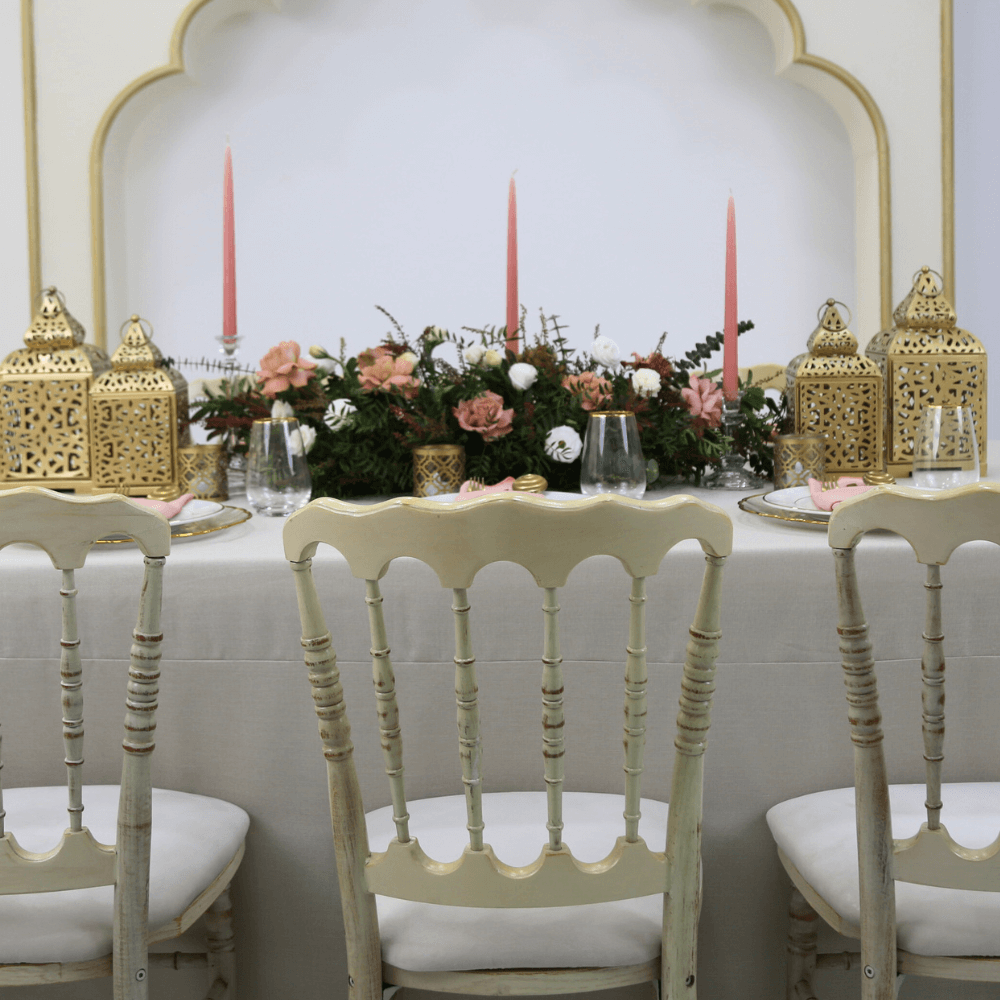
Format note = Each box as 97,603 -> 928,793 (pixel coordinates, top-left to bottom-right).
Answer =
0,785 -> 250,964
767,782 -> 1000,956
366,790 -> 668,971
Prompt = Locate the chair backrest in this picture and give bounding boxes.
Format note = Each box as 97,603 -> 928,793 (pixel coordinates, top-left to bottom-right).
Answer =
0,488 -> 170,985
827,483 -> 1000,960
285,493 -> 730,987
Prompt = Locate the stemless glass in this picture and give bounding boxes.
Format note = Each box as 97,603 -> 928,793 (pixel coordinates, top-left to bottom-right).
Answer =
911,405 -> 980,490
246,418 -> 313,516
580,411 -> 646,499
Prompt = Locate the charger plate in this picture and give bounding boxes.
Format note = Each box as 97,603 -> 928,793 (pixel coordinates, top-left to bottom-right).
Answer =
95,505 -> 252,544
738,493 -> 828,528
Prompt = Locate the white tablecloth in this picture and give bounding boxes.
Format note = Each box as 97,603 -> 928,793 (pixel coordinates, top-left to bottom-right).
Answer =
1,466 -> 999,1000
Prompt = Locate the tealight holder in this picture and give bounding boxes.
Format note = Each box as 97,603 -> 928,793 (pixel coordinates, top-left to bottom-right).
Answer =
702,393 -> 766,490
773,433 -> 825,489
177,444 -> 229,501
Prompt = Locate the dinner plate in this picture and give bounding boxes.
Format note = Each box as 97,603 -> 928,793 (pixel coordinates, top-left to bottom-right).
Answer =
738,493 -> 828,528
425,491 -> 584,503
761,486 -> 830,520
170,499 -> 224,524
96,505 -> 252,544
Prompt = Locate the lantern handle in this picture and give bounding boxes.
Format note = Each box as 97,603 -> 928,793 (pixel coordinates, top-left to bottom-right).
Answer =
33,286 -> 67,311
816,298 -> 852,329
119,314 -> 154,344
912,266 -> 945,294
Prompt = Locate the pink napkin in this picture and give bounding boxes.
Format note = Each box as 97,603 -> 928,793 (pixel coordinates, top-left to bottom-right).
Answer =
457,476 -> 515,500
129,493 -> 195,519
807,477 -> 870,512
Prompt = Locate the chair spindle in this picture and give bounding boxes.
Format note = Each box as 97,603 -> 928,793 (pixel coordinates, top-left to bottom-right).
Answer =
921,563 -> 945,829
541,587 -> 565,850
365,580 -> 410,843
452,588 -> 484,851
60,569 -> 85,832
0,723 -> 5,838
623,577 -> 648,842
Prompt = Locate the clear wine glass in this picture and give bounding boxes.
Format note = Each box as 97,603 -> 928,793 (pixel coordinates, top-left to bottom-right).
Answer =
580,411 -> 646,499
246,418 -> 313,516
911,405 -> 980,490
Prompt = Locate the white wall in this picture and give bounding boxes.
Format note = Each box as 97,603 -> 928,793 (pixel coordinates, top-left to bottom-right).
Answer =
102,0 -> 855,378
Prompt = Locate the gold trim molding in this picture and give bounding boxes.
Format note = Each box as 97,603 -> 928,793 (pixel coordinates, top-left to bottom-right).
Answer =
70,0 -> 956,348
20,0 -> 40,310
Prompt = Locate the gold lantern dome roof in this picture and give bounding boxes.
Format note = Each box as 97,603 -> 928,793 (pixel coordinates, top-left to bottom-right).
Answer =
867,267 -> 984,356
91,315 -> 187,394
0,287 -> 109,376
787,299 -> 881,382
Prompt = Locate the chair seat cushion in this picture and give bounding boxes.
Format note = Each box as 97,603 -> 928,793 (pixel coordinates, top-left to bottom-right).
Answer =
366,790 -> 668,972
767,782 -> 1000,956
0,785 -> 250,965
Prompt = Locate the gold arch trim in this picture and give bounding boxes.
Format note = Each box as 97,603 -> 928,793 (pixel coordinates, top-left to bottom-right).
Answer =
88,0 -> 214,349
77,0 -> 955,347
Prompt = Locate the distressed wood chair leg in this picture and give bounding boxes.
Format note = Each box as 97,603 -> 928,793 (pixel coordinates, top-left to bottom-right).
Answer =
204,883 -> 236,998
787,888 -> 819,1000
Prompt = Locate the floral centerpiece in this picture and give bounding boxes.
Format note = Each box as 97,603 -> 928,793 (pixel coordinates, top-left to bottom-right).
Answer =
189,310 -> 785,498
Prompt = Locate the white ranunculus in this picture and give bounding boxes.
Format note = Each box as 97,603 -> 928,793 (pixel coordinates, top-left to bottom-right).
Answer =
591,335 -> 621,370
483,349 -> 503,367
397,351 -> 418,368
631,367 -> 662,398
324,399 -> 357,432
464,344 -> 486,364
544,425 -> 583,463
508,362 -> 538,391
271,400 -> 295,419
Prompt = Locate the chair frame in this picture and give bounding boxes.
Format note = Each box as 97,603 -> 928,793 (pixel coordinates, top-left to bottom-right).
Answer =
780,482 -> 1000,1000
0,487 -> 240,1000
284,491 -> 731,1000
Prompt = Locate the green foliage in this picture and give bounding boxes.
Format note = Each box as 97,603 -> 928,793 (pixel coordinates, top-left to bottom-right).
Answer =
189,311 -> 783,497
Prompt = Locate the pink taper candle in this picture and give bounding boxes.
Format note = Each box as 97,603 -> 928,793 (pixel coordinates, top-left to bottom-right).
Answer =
223,145 -> 237,347
506,177 -> 519,355
722,194 -> 738,400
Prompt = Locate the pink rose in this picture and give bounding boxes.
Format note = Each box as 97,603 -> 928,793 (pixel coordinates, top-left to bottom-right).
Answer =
453,391 -> 514,440
256,340 -> 318,398
680,373 -> 724,431
561,371 -> 613,411
359,353 -> 420,399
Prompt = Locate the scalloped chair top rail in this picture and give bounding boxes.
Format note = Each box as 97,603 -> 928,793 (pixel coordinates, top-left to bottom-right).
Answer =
827,481 -> 1000,564
0,487 -> 171,568
284,492 -> 732,588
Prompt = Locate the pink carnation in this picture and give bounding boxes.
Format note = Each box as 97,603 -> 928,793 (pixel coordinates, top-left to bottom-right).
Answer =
256,340 -> 318,398
359,354 -> 420,399
680,373 -> 724,432
453,391 -> 514,440
561,371 -> 613,411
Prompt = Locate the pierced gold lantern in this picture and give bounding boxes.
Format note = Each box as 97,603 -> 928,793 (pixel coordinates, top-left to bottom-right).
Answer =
865,266 -> 987,478
785,299 -> 884,476
89,315 -> 190,497
0,287 -> 111,492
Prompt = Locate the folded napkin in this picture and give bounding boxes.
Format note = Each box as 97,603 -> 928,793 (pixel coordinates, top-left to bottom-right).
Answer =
129,494 -> 195,519
457,476 -> 515,500
807,477 -> 870,512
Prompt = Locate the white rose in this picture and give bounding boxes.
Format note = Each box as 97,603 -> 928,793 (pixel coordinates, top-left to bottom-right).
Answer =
464,344 -> 486,364
509,362 -> 538,391
483,349 -> 503,367
324,399 -> 357,432
398,351 -> 418,368
591,335 -> 621,370
631,367 -> 662,398
544,425 -> 583,463
271,400 -> 295,419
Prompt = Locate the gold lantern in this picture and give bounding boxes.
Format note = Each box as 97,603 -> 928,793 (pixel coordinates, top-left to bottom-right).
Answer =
0,287 -> 111,492
785,299 -> 884,476
866,266 -> 987,478
89,315 -> 190,497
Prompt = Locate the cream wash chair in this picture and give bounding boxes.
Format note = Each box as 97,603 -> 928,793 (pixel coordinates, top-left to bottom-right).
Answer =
0,487 -> 249,999
283,491 -> 732,1000
767,482 -> 1000,999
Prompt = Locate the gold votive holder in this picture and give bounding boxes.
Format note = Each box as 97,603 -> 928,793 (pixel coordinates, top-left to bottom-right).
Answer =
177,444 -> 229,501
413,444 -> 465,497
773,432 -> 825,488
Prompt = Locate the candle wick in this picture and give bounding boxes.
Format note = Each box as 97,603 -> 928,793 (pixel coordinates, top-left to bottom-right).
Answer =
511,169 -> 518,178
226,133 -> 231,146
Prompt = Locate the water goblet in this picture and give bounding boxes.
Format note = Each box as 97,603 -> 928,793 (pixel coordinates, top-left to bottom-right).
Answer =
911,405 -> 980,490
246,417 -> 313,516
580,411 -> 646,499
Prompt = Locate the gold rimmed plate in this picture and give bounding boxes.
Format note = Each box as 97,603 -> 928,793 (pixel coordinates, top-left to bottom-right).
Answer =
738,493 -> 829,528
96,505 -> 252,544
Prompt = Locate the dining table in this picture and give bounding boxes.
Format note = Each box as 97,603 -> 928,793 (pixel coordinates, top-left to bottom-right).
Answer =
1,454 -> 998,1000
